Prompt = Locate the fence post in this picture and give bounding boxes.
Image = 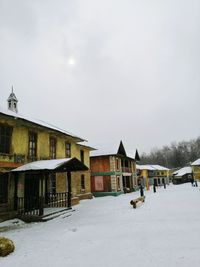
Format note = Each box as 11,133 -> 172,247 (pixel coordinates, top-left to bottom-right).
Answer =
67,172 -> 72,208
39,196 -> 44,216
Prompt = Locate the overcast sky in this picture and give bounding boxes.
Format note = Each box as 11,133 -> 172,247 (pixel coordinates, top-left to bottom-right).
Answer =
0,0 -> 200,154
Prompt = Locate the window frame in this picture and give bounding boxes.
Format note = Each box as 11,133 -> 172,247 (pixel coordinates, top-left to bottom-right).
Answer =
0,124 -> 13,154
28,131 -> 37,161
49,137 -> 57,159
65,142 -> 71,158
81,174 -> 85,190
49,173 -> 56,194
80,150 -> 84,163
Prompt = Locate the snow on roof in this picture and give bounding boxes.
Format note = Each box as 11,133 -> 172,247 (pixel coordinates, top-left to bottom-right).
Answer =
173,166 -> 192,177
77,141 -> 96,151
191,159 -> 200,166
136,164 -> 156,170
136,164 -> 169,171
90,148 -> 117,157
11,158 -> 72,172
152,165 -> 169,171
126,149 -> 137,160
90,144 -> 136,159
90,150 -> 136,159
7,92 -> 18,102
0,105 -> 85,142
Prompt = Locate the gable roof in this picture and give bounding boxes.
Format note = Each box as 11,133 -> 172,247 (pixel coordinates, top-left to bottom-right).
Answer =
0,105 -> 85,142
11,158 -> 88,173
136,164 -> 156,171
191,159 -> 200,166
136,164 -> 169,171
152,165 -> 169,171
77,141 -> 96,151
90,141 -> 139,161
7,92 -> 18,102
173,166 -> 192,177
117,141 -> 127,156
135,149 -> 140,161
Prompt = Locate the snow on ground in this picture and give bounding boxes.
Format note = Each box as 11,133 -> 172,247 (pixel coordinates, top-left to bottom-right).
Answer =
1,184 -> 200,267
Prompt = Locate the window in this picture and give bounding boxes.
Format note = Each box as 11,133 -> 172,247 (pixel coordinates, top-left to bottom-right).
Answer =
49,174 -> 56,194
117,176 -> 121,190
80,150 -> 84,163
50,137 -> 57,159
65,142 -> 71,158
0,124 -> 12,154
81,174 -> 85,190
0,174 -> 8,204
116,158 -> 119,170
28,132 -> 37,160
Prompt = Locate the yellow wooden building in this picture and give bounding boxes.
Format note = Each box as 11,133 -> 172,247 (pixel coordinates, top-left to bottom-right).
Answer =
0,90 -> 94,221
191,159 -> 200,181
136,164 -> 170,189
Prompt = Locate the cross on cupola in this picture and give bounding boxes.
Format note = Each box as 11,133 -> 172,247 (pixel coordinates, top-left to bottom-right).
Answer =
7,86 -> 18,113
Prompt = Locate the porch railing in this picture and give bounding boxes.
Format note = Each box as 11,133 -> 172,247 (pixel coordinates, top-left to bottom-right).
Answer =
17,192 -> 68,216
17,196 -> 42,216
45,192 -> 68,208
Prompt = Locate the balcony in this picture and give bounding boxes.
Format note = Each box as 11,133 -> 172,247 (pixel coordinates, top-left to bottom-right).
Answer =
122,167 -> 132,173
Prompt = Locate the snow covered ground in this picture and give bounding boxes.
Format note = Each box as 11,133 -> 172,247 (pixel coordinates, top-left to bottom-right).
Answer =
1,184 -> 200,267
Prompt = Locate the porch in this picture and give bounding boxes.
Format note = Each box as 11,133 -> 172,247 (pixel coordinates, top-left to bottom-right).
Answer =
11,157 -> 88,222
17,192 -> 69,217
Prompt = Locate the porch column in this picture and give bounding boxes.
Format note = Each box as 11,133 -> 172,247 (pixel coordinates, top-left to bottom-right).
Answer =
39,174 -> 44,216
67,171 -> 71,208
13,173 -> 18,211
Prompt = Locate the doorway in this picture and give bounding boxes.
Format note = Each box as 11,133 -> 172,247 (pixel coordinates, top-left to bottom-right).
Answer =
24,174 -> 40,211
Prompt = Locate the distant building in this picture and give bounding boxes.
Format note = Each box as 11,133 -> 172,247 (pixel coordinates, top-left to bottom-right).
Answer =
90,141 -> 140,196
136,164 -> 170,189
191,159 -> 200,181
172,166 -> 193,184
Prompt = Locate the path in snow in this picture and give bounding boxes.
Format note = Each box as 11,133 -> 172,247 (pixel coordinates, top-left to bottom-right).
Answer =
1,184 -> 200,267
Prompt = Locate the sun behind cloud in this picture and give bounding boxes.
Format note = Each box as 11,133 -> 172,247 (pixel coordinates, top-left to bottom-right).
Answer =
68,57 -> 76,66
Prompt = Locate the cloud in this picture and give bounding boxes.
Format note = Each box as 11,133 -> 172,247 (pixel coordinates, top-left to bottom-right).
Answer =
0,0 -> 200,153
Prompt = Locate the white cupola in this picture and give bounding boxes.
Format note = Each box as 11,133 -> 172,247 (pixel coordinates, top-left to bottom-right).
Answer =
7,86 -> 18,113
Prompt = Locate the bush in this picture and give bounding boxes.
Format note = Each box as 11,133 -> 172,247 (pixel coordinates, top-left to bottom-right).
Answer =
0,237 -> 15,257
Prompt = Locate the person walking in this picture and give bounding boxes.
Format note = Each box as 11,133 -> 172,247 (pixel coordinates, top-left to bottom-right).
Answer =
140,185 -> 144,197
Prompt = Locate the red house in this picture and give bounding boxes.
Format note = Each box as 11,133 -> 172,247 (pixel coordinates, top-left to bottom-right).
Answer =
90,141 -> 140,196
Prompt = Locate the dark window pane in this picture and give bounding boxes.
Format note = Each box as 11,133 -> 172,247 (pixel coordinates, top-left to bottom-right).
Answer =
81,174 -> 85,190
0,174 -> 8,203
0,125 -> 12,154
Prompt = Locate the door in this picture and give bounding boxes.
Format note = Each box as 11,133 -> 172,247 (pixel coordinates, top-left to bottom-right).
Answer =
24,174 -> 40,211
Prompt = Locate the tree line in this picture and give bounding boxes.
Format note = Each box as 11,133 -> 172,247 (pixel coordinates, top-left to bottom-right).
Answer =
140,136 -> 200,169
